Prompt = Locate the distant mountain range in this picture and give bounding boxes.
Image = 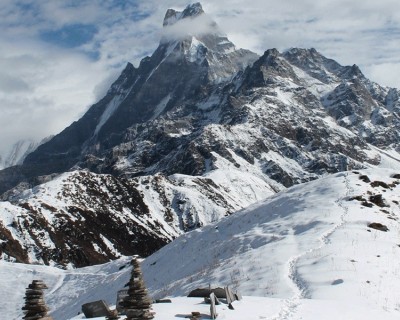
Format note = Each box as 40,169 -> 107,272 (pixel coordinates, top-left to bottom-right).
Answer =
1,2 -> 400,267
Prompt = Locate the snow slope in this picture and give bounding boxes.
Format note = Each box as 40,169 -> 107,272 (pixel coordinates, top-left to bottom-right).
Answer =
142,168 -> 400,315
2,168 -> 400,319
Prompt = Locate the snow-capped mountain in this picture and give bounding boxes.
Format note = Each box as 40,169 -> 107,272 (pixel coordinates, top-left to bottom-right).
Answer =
2,2 -> 400,267
17,2 -> 257,182
13,5 -> 400,188
2,168 -> 400,319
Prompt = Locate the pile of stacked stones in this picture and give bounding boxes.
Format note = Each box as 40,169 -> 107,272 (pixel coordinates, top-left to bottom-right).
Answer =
22,280 -> 53,320
120,257 -> 155,320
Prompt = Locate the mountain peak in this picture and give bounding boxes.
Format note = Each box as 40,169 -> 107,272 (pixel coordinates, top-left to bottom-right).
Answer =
163,2 -> 205,27
182,2 -> 204,18
158,3 -> 258,83
160,3 -> 225,50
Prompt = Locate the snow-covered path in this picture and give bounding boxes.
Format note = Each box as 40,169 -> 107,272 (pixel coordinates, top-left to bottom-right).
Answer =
274,172 -> 355,318
270,173 -> 352,319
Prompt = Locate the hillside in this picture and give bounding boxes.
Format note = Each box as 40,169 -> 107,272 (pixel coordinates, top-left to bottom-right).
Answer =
3,168 -> 400,319
0,162 -> 276,266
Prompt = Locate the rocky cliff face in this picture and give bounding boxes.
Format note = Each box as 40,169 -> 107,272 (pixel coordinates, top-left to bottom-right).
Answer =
1,3 -> 400,267
0,171 -> 171,267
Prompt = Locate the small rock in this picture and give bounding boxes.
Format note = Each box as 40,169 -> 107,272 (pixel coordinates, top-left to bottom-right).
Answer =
368,222 -> 389,232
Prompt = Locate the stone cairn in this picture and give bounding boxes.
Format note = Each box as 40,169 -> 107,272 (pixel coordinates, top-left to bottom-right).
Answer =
120,257 -> 155,320
22,280 -> 53,320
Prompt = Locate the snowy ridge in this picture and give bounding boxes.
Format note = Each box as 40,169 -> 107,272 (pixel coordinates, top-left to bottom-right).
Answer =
0,171 -> 176,267
0,164 -> 277,266
163,3 -> 204,27
94,87 -> 134,135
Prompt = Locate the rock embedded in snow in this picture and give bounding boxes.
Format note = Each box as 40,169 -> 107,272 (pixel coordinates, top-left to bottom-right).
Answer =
367,222 -> 389,232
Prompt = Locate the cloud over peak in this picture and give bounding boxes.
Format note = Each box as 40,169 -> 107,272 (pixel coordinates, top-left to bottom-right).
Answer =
161,13 -> 222,43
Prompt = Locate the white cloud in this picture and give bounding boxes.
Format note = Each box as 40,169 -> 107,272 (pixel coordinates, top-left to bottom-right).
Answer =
0,37 -> 111,154
1,0 -> 400,156
364,63 -> 400,90
161,14 -> 221,42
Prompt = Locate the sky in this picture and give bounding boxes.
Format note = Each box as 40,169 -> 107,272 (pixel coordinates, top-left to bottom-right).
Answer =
1,0 -> 400,157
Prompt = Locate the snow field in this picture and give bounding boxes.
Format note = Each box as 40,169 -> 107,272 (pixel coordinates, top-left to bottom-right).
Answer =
3,168 -> 400,319
142,169 -> 400,317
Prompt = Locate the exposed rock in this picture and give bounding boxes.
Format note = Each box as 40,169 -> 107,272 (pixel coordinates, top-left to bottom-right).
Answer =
370,181 -> 389,189
369,194 -> 387,207
368,222 -> 389,232
359,175 -> 371,183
